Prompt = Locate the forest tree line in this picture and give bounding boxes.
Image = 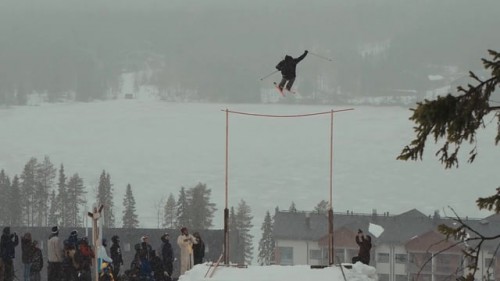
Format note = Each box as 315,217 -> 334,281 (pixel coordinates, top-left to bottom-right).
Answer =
0,156 -> 257,263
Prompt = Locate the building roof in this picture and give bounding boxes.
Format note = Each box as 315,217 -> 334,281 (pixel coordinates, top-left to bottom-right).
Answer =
273,209 -> 500,247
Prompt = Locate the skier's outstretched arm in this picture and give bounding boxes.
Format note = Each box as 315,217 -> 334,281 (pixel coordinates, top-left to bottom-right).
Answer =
295,50 -> 308,63
276,60 -> 284,71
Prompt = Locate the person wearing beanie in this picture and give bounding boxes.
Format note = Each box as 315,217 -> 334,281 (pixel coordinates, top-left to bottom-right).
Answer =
47,226 -> 63,281
177,227 -> 197,276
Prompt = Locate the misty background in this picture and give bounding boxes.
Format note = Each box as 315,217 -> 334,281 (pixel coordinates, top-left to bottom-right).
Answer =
1,0 -> 499,105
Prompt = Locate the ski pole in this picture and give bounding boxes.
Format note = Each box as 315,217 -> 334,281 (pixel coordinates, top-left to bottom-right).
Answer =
259,70 -> 279,81
309,52 -> 334,62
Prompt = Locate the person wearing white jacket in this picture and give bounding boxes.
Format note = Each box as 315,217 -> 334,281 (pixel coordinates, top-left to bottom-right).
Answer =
177,227 -> 198,276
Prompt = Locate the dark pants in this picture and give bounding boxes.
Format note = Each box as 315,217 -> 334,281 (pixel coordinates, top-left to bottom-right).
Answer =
112,263 -> 120,279
278,77 -> 296,91
352,255 -> 370,265
48,262 -> 63,281
164,262 -> 173,277
30,270 -> 41,281
4,259 -> 14,281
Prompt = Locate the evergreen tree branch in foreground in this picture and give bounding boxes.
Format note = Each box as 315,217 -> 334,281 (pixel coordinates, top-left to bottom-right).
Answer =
398,50 -> 500,281
398,49 -> 500,169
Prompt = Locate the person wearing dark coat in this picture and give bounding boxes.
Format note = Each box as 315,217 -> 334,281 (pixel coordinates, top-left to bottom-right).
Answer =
30,240 -> 43,281
0,227 -> 19,281
151,250 -> 167,281
110,235 -> 123,279
160,233 -> 173,280
192,232 -> 205,265
21,232 -> 34,281
275,50 -> 308,92
352,229 -> 372,265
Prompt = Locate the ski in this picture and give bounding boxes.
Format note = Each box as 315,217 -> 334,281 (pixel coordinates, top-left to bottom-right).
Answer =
273,82 -> 296,95
273,82 -> 285,96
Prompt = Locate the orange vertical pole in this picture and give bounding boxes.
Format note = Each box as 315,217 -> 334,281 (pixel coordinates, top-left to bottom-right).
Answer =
224,109 -> 229,265
328,110 -> 335,265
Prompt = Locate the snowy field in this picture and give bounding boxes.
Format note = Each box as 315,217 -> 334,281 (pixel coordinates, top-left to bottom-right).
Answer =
0,100 -> 498,243
180,262 -> 376,281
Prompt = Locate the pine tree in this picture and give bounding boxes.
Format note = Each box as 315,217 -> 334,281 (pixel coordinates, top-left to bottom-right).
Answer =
313,200 -> 329,214
66,173 -> 86,227
176,187 -> 191,229
288,201 -> 297,212
56,164 -> 70,227
236,199 -> 254,264
163,193 -> 176,229
97,170 -> 115,228
48,190 -> 58,226
0,170 -> 10,225
257,210 -> 275,265
8,175 -> 22,226
20,157 -> 38,226
35,156 -> 56,226
122,184 -> 139,228
229,206 -> 244,264
187,182 -> 217,230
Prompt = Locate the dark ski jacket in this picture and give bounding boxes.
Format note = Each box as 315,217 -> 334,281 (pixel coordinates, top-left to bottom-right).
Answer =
0,227 -> 19,261
276,51 -> 308,79
192,238 -> 205,265
355,235 -> 372,263
161,239 -> 173,265
110,242 -> 123,265
21,235 -> 34,264
31,247 -> 43,272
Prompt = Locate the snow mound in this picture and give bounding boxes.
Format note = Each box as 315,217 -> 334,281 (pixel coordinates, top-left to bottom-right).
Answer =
179,262 -> 377,281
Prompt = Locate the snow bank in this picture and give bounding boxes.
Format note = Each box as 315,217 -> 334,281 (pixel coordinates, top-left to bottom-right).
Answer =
179,262 -> 377,281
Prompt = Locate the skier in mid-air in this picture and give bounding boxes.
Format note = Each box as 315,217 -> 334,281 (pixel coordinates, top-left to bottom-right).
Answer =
275,50 -> 308,93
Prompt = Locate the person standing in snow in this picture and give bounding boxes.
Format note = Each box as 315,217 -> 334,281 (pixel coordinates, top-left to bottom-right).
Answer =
21,232 -> 33,281
275,50 -> 308,92
160,233 -> 173,280
352,229 -> 372,265
47,226 -> 64,281
110,235 -> 123,278
30,240 -> 43,281
177,227 -> 197,276
192,232 -> 205,265
1,227 -> 19,281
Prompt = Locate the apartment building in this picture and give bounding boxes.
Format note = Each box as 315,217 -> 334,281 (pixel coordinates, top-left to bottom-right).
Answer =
273,209 -> 500,281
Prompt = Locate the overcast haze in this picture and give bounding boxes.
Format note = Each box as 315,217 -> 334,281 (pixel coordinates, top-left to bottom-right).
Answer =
1,0 -> 499,103
0,0 -> 499,270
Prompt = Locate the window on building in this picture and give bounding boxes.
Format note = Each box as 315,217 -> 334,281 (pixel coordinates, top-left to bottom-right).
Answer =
409,253 -> 432,273
347,249 -> 357,263
378,274 -> 389,281
395,253 -> 407,264
278,247 -> 293,265
377,253 -> 390,263
334,249 -> 345,263
310,249 -> 322,260
395,274 -> 408,281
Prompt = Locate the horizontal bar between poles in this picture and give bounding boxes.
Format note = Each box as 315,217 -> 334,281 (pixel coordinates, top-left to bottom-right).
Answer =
221,108 -> 354,118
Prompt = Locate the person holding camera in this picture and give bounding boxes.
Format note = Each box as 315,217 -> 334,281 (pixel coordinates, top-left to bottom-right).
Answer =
0,227 -> 19,281
352,229 -> 372,265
